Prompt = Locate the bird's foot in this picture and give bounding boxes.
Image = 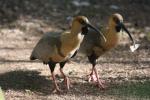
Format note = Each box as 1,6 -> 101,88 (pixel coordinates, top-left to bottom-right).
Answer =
52,87 -> 63,93
63,77 -> 70,90
96,79 -> 106,89
88,74 -> 97,83
88,74 -> 106,89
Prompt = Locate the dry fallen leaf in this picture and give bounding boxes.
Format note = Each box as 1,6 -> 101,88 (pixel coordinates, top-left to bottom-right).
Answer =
130,44 -> 140,52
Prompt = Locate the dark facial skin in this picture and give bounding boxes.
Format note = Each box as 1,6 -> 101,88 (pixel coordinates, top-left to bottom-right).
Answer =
113,17 -> 135,45
78,18 -> 106,42
81,26 -> 88,35
115,24 -> 122,32
113,16 -> 122,32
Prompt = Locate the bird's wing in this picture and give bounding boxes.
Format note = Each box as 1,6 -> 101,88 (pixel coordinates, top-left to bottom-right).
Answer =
79,26 -> 105,56
30,32 -> 62,62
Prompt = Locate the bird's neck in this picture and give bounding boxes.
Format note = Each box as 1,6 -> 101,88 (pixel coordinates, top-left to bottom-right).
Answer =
106,24 -> 119,36
60,23 -> 84,57
70,22 -> 82,36
102,25 -> 120,50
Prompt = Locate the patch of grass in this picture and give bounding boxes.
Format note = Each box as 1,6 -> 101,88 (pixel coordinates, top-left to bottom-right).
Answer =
0,87 -> 5,100
107,81 -> 150,99
147,32 -> 150,41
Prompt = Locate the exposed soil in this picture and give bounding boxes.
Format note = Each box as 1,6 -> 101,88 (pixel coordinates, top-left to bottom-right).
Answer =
0,0 -> 150,100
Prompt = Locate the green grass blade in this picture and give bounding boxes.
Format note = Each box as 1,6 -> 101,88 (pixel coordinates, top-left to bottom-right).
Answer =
0,87 -> 5,100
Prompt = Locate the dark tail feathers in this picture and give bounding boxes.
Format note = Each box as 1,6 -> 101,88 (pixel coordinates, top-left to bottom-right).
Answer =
30,56 -> 36,60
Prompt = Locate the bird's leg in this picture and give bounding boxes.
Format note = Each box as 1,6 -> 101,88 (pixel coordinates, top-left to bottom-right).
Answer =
48,62 -> 62,93
90,66 -> 94,75
60,68 -> 70,90
51,71 -> 62,93
93,66 -> 105,89
88,53 -> 97,82
88,53 -> 105,89
59,61 -> 70,90
88,66 -> 97,82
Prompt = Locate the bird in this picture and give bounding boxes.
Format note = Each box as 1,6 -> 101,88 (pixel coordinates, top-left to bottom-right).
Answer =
78,13 -> 137,89
30,16 -> 106,93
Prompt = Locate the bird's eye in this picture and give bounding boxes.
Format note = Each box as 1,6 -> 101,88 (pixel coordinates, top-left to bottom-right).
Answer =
78,19 -> 85,25
113,17 -> 120,24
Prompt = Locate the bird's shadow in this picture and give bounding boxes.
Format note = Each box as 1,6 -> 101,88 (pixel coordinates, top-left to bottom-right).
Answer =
0,70 -> 150,98
0,70 -> 54,95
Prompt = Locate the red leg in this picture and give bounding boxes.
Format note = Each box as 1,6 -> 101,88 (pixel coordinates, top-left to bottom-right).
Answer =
48,62 -> 62,93
88,67 -> 97,82
87,54 -> 105,89
60,68 -> 70,90
51,71 -> 62,93
59,61 -> 70,91
88,67 -> 104,83
93,67 -> 105,89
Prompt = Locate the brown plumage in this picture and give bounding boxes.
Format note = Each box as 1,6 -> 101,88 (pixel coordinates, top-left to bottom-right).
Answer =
30,16 -> 106,92
78,13 -> 137,89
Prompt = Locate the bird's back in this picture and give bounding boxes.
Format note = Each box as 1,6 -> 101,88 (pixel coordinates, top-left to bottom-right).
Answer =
30,32 -> 62,63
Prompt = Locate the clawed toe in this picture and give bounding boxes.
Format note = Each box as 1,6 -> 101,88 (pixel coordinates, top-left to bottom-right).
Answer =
52,88 -> 63,93
64,77 -> 70,90
88,74 -> 106,89
88,74 -> 98,83
96,81 -> 106,89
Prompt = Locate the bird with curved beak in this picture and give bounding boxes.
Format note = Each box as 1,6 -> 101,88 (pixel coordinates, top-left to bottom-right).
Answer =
30,16 -> 106,93
78,13 -> 139,89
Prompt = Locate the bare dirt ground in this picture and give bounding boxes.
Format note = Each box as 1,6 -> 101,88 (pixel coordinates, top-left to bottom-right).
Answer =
0,0 -> 150,100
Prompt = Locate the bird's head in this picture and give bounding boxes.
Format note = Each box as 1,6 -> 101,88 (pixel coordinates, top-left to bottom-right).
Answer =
109,13 -> 135,45
72,16 -> 106,42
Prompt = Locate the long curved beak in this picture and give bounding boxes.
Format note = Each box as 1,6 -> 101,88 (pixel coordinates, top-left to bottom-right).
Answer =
86,23 -> 107,42
120,23 -> 135,45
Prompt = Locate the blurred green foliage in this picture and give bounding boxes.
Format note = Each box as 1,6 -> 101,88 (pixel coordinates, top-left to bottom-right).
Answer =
147,32 -> 150,41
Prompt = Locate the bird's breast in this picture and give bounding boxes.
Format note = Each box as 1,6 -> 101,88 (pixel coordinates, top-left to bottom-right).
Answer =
50,55 -> 66,62
61,34 -> 84,57
103,33 -> 120,50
